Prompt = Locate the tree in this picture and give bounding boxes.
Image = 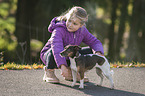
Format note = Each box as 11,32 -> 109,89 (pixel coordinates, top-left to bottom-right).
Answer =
115,0 -> 129,60
139,0 -> 145,62
15,0 -> 39,63
108,0 -> 118,61
126,0 -> 145,62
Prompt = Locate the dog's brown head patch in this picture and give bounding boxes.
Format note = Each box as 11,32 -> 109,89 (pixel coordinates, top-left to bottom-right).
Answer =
60,45 -> 81,58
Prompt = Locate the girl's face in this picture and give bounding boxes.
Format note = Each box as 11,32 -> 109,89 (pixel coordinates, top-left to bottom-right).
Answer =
66,15 -> 83,32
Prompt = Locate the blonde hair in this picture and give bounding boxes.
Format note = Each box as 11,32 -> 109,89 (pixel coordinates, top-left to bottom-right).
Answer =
57,6 -> 88,25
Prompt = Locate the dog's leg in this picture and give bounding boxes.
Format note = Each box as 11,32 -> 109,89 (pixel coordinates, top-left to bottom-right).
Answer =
71,70 -> 77,87
103,70 -> 114,89
78,71 -> 85,89
96,67 -> 104,86
106,73 -> 114,89
69,57 -> 77,87
79,78 -> 84,89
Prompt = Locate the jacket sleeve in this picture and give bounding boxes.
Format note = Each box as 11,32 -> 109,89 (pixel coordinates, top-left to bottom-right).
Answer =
82,27 -> 104,55
40,41 -> 51,65
51,28 -> 67,68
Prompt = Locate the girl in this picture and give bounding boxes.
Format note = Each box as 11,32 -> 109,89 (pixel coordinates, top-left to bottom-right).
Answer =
40,6 -> 104,83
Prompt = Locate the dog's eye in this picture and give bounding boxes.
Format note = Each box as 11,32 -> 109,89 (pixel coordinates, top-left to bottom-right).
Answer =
64,47 -> 68,49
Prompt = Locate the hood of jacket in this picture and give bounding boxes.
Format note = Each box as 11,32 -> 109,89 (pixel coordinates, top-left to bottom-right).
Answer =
48,17 -> 66,33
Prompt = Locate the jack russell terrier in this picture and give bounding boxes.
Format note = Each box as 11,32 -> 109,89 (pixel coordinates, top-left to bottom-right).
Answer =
60,45 -> 114,89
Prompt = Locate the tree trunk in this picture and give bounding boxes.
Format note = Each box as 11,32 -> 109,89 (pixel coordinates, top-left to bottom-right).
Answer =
108,0 -> 118,61
139,0 -> 145,63
115,0 -> 129,60
126,0 -> 142,62
15,0 -> 39,63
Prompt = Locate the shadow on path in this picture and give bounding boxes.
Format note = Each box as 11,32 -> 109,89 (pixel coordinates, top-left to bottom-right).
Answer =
55,82 -> 145,96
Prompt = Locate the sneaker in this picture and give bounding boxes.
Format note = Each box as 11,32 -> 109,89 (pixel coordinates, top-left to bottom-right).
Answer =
43,66 -> 60,83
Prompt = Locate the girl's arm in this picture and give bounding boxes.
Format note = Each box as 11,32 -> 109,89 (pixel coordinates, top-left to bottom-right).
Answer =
51,28 -> 68,68
82,27 -> 104,55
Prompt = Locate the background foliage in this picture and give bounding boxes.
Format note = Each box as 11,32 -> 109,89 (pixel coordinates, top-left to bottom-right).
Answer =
0,0 -> 145,64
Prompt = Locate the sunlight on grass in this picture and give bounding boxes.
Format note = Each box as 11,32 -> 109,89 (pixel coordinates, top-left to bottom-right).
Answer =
0,62 -> 145,70
110,62 -> 145,68
0,62 -> 44,70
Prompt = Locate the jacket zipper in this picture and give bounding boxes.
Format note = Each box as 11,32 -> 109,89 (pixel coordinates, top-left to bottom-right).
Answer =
73,33 -> 76,44
73,33 -> 76,39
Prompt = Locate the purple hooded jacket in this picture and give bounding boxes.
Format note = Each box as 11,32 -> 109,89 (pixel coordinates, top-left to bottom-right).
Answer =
40,17 -> 104,68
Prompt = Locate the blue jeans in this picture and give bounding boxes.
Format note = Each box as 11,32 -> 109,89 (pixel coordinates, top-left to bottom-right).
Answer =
45,47 -> 93,69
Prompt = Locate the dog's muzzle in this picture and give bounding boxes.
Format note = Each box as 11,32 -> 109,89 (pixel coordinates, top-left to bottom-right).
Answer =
60,51 -> 67,57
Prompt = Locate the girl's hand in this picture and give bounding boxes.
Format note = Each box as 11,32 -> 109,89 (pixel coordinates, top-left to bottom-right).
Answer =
95,52 -> 104,56
60,65 -> 70,77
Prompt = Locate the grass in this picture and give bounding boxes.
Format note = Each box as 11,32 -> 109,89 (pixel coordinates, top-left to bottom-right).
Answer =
0,62 -> 44,70
0,62 -> 145,70
110,61 -> 145,68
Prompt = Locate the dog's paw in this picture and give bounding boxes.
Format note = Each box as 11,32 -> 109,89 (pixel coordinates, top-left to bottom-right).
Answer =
97,84 -> 102,87
71,82 -> 76,87
110,85 -> 114,90
79,85 -> 84,89
79,87 -> 84,89
110,88 -> 114,90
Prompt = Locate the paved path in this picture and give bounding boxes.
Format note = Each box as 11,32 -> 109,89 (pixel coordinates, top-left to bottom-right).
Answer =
0,68 -> 145,96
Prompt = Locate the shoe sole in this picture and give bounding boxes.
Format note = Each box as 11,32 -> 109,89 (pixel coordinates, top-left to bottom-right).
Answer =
43,79 -> 60,84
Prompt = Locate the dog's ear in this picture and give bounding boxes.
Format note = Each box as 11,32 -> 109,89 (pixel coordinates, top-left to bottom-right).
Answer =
74,45 -> 81,50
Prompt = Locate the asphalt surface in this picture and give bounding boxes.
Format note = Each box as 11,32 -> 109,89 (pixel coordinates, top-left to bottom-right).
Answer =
0,68 -> 145,96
